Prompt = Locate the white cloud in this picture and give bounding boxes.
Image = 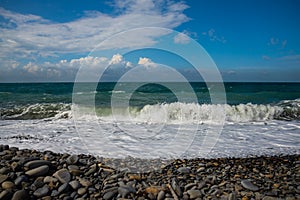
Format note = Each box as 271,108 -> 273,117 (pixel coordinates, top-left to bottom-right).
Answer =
202,28 -> 226,43
0,0 -> 189,61
262,55 -> 270,60
173,31 -> 190,44
138,57 -> 157,68
23,62 -> 40,74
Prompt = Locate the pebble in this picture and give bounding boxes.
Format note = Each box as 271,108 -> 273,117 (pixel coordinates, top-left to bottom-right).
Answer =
0,145 -> 298,200
14,175 -> 28,186
12,190 -> 29,200
157,190 -> 165,200
53,169 -> 71,183
33,185 -> 50,198
77,187 -> 87,195
2,181 -> 15,189
25,165 -> 49,177
0,190 -> 12,200
118,186 -> 136,197
78,177 -> 92,187
177,167 -> 190,174
241,180 -> 259,191
103,190 -> 117,200
0,174 -> 8,184
24,160 -> 51,169
187,189 -> 201,199
58,183 -> 69,194
66,155 -> 79,165
69,180 -> 81,190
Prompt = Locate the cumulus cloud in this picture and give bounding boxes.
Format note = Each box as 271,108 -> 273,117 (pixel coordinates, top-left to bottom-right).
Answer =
202,28 -> 226,43
173,30 -> 190,44
138,57 -> 157,68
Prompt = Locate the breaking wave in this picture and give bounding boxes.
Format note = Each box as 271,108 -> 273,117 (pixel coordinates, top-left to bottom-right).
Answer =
1,99 -> 299,122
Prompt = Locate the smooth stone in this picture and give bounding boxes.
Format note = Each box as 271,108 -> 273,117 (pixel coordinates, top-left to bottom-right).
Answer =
43,176 -> 58,183
66,155 -> 78,165
228,192 -> 237,200
33,185 -> 49,198
58,183 -> 69,194
241,180 -> 259,191
51,190 -> 59,197
0,190 -> 12,200
0,167 -> 10,174
12,190 -> 29,200
118,186 -> 136,198
262,197 -> 278,200
0,174 -> 8,184
177,167 -> 190,174
24,160 -> 51,169
157,190 -> 165,200
25,165 -> 49,177
77,187 -> 87,195
171,178 -> 182,197
53,169 -> 71,183
103,190 -> 117,200
69,180 -> 81,190
14,175 -> 28,186
33,176 -> 45,188
69,169 -> 83,176
78,178 -> 92,187
184,183 -> 197,191
2,181 -> 15,189
187,189 -> 201,199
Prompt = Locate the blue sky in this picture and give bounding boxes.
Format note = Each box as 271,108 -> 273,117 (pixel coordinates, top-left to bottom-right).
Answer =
0,0 -> 299,82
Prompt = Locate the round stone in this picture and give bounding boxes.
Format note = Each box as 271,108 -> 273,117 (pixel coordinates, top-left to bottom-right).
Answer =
2,181 -> 15,189
12,190 -> 29,200
187,189 -> 201,199
24,160 -> 51,169
33,185 -> 50,198
25,165 -> 49,177
53,169 -> 71,183
241,180 -> 259,191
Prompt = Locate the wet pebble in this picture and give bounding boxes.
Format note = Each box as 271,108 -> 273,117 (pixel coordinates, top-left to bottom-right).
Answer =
241,180 -> 259,191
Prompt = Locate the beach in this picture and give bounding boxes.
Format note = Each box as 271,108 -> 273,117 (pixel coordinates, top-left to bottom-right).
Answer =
0,82 -> 300,199
0,145 -> 299,199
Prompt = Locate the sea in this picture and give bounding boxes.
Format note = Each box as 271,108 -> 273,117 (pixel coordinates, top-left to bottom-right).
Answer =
0,82 -> 299,162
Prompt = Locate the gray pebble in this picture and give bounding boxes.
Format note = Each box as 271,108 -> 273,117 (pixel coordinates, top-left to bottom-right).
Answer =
12,190 -> 29,200
177,167 -> 190,174
25,165 -> 49,177
241,179 -> 259,191
24,160 -> 51,169
14,175 -> 28,186
33,185 -> 49,198
66,155 -> 78,165
187,189 -> 201,199
58,183 -> 69,194
103,190 -> 117,200
157,190 -> 165,200
53,169 -> 71,183
69,180 -> 81,190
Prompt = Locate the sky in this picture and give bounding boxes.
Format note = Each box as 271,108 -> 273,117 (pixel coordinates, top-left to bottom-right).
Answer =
0,0 -> 299,82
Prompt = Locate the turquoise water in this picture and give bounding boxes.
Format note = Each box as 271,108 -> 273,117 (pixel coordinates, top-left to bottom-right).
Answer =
0,82 -> 299,120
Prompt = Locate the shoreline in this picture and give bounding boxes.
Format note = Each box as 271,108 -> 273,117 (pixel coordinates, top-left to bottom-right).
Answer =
0,145 -> 299,200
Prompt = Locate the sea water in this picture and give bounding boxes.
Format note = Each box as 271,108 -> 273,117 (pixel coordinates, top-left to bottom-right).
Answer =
0,82 -> 299,158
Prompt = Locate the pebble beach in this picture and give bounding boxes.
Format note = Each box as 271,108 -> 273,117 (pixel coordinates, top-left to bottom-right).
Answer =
0,145 -> 299,200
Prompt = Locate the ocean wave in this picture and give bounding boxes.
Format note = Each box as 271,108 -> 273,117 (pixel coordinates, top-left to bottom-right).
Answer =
1,99 -> 299,122
0,103 -> 71,120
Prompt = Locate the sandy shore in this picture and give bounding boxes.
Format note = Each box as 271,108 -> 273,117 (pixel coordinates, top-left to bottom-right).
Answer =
0,145 -> 299,200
